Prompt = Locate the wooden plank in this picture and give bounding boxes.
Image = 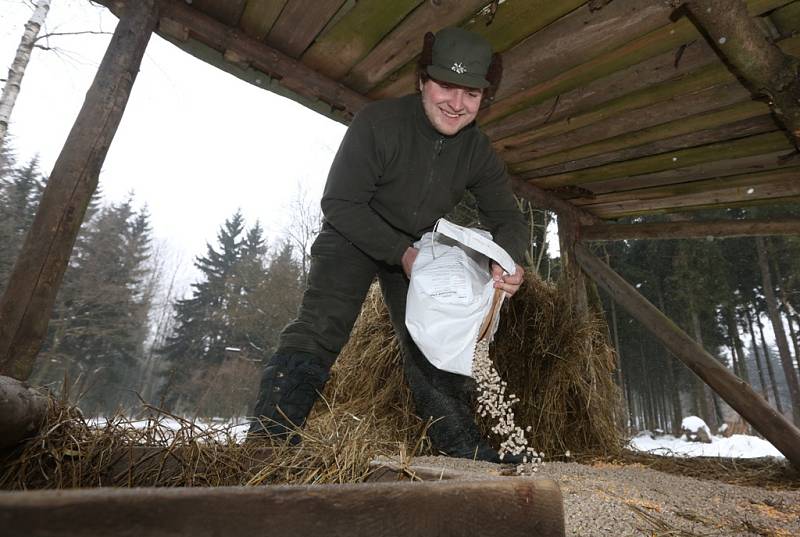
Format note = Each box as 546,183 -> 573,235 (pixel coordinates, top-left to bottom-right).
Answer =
526,131 -> 792,187
239,0 -> 288,41
147,0 -> 369,119
770,0 -> 800,36
574,244 -> 800,470
574,166 -> 800,206
0,479 -> 566,537
190,0 -> 246,27
493,64 -> 734,152
580,218 -> 800,240
483,38 -> 720,141
343,0 -> 488,93
479,0 -> 791,127
583,174 -> 800,218
368,0 -> 585,100
582,149 -> 793,195
521,115 -> 777,179
0,0 -> 158,381
495,0 -> 675,103
504,82 -> 757,166
301,0 -> 422,80
266,0 -> 345,58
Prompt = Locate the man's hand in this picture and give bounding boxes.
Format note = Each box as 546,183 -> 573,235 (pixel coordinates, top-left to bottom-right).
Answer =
402,246 -> 419,278
491,262 -> 525,297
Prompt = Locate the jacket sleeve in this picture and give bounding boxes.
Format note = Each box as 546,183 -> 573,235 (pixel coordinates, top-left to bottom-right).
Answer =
468,144 -> 528,266
320,110 -> 412,266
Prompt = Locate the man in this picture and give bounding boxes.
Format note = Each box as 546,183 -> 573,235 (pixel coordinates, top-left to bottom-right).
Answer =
249,27 -> 527,463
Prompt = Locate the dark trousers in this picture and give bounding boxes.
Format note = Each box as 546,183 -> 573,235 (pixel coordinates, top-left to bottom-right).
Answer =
275,224 -> 480,448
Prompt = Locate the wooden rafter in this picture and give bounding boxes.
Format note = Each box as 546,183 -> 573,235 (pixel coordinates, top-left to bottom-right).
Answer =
580,218 -> 800,241
676,0 -> 800,151
99,0 -> 370,120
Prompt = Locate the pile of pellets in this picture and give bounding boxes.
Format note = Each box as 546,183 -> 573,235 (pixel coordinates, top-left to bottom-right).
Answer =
473,339 -> 543,474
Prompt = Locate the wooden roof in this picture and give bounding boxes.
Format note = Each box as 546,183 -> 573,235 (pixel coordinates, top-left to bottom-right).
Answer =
102,0 -> 800,222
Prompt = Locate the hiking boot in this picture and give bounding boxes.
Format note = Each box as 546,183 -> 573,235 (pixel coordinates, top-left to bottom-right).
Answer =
247,352 -> 332,444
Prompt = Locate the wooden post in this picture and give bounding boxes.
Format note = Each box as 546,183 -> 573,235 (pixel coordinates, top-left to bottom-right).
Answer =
0,1 -> 159,380
677,0 -> 800,150
557,213 -> 589,320
0,479 -> 565,537
574,243 -> 800,468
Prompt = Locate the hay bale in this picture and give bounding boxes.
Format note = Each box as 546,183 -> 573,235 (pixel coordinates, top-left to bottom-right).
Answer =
322,275 -> 624,459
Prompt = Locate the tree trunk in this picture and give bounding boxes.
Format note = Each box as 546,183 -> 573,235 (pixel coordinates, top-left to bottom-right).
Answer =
755,236 -> 800,423
758,313 -> 784,414
0,0 -> 51,145
744,306 -> 770,401
770,239 -> 800,376
690,302 -> 717,430
726,307 -> 750,383
0,1 -> 159,380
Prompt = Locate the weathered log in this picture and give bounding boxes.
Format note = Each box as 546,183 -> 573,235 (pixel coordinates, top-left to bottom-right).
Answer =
574,244 -> 800,469
580,218 -> 800,241
0,375 -> 48,449
0,1 -> 158,380
677,0 -> 800,150
0,479 -> 565,537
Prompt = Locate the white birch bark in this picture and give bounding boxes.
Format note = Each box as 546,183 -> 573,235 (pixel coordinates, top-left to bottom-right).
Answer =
0,0 -> 52,145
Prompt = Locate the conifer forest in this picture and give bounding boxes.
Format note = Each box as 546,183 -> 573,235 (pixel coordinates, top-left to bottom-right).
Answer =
1,145 -> 798,433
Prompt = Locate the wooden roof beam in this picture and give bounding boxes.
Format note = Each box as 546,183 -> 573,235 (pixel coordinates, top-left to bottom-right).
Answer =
580,218 -> 800,241
676,0 -> 800,151
510,177 -> 601,226
99,0 -> 370,119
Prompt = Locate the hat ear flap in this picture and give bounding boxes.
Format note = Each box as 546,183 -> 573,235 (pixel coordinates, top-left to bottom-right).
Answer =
483,52 -> 503,106
416,32 -> 436,89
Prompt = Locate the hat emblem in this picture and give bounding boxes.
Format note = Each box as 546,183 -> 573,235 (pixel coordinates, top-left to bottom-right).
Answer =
450,61 -> 467,74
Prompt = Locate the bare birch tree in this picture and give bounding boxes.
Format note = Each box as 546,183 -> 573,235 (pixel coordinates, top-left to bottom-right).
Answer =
0,0 -> 52,145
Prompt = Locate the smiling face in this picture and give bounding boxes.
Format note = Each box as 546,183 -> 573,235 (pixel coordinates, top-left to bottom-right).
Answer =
419,77 -> 483,136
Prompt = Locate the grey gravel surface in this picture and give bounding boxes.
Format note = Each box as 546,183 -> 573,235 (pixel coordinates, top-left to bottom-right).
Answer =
407,456 -> 800,536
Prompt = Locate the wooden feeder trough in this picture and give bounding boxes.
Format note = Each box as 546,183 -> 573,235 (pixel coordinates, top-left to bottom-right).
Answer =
0,455 -> 565,537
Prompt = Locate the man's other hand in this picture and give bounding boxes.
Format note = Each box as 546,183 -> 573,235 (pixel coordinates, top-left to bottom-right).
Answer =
491,262 -> 524,297
402,246 -> 419,278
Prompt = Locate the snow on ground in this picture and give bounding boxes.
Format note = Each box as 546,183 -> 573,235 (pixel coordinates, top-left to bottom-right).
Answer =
628,430 -> 785,459
89,416 -> 785,459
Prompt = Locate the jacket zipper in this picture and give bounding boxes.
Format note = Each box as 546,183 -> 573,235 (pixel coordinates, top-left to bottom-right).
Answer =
414,137 -> 444,230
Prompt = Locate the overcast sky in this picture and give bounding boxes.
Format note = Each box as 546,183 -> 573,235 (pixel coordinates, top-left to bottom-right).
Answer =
1,0 -> 346,289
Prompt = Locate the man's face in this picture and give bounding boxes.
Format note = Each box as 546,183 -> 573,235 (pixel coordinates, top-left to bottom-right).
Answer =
420,78 -> 483,136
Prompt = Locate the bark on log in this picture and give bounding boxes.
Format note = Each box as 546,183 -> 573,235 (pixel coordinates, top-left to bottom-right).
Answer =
0,1 -> 158,380
0,375 -> 48,449
574,243 -> 800,468
678,0 -> 800,150
0,0 -> 51,145
580,218 -> 800,240
0,479 -> 565,537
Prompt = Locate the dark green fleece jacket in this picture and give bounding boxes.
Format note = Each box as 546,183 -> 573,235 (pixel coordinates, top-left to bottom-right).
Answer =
321,93 -> 527,266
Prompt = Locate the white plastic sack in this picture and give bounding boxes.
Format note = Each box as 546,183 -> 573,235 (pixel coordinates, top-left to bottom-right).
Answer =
405,218 -> 516,378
